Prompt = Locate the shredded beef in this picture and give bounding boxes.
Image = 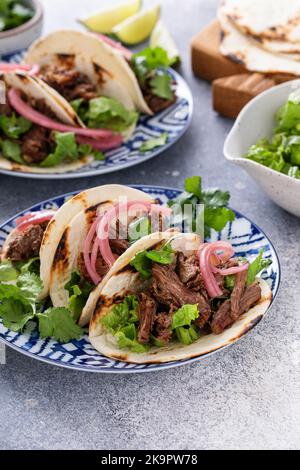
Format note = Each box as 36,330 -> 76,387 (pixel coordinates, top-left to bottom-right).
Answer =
40,66 -> 98,101
153,312 -> 173,344
211,283 -> 262,335
6,224 -> 46,261
151,263 -> 211,328
109,238 -> 130,256
78,252 -> 108,282
138,293 -> 157,344
230,269 -> 248,320
21,126 -> 55,164
143,91 -> 176,114
239,283 -> 262,316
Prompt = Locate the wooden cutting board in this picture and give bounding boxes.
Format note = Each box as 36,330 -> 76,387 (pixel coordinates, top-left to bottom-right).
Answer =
191,20 -> 296,118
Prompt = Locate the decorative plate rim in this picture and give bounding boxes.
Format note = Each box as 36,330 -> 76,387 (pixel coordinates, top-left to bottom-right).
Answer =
0,185 -> 281,373
0,70 -> 193,179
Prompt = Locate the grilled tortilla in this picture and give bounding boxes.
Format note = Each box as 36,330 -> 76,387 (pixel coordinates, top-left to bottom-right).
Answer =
89,232 -> 272,364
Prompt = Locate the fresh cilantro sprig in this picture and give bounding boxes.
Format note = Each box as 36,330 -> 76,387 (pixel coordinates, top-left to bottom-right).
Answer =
168,176 -> 236,238
131,47 -> 174,101
0,259 -> 83,342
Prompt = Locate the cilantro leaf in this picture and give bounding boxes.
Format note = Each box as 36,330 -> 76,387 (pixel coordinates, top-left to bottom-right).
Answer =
247,250 -> 272,286
38,307 -> 83,343
0,298 -> 34,332
65,272 -> 93,322
150,73 -> 173,100
17,271 -> 43,305
204,207 -> 235,233
184,176 -> 202,198
140,133 -> 168,152
172,304 -> 199,330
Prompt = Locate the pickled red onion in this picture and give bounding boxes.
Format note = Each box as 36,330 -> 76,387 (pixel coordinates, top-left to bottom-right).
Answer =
8,89 -> 116,139
213,263 -> 249,276
76,135 -> 123,152
199,242 -> 235,298
16,210 -> 55,232
95,34 -> 132,60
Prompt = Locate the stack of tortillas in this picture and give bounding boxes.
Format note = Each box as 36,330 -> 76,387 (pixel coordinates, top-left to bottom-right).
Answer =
218,0 -> 300,76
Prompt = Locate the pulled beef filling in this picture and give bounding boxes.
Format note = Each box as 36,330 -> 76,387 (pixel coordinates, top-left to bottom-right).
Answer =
143,89 -> 176,114
211,283 -> 261,335
6,222 -> 48,261
128,252 -> 263,345
39,65 -> 98,102
21,126 -> 55,164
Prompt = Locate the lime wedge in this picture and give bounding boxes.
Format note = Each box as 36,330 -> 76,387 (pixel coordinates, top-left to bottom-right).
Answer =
79,0 -> 141,33
150,20 -> 180,65
112,4 -> 160,45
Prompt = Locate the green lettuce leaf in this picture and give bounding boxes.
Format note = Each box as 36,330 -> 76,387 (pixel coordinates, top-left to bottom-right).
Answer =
40,132 -> 78,167
172,304 -> 199,330
175,325 -> 199,345
115,324 -> 149,353
0,113 -> 32,139
0,261 -> 19,281
0,139 -> 24,163
101,295 -> 139,334
130,244 -> 174,280
83,97 -> 138,132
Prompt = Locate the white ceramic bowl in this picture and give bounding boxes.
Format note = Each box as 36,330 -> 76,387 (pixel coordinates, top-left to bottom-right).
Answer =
0,0 -> 43,57
224,79 -> 300,218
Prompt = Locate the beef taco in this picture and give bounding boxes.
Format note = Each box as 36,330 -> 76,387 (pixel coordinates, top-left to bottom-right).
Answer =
46,186 -> 171,326
0,185 -> 157,308
25,29 -> 177,117
89,232 -> 272,364
0,69 -> 126,172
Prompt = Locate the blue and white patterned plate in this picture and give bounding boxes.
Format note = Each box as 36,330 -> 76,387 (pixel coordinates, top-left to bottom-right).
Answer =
1,55 -> 193,179
0,186 -> 281,373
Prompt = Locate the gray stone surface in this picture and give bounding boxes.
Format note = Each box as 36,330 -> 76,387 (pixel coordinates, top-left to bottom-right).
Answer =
0,0 -> 299,450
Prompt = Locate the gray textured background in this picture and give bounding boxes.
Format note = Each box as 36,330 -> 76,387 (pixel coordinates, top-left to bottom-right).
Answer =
0,0 -> 299,450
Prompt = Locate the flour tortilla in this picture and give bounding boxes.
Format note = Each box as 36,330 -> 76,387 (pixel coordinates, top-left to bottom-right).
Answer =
25,29 -> 153,115
39,185 -> 154,301
89,232 -> 272,364
221,0 -> 300,41
48,188 -> 154,323
220,0 -> 300,57
218,11 -> 300,76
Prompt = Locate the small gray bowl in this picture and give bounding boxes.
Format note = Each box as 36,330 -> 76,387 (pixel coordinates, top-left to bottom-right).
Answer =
0,0 -> 43,58
224,79 -> 300,218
